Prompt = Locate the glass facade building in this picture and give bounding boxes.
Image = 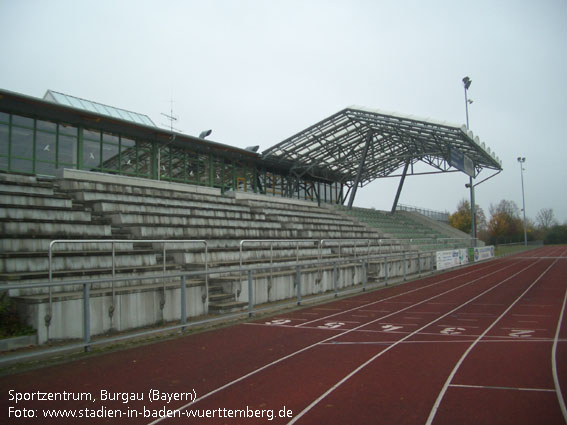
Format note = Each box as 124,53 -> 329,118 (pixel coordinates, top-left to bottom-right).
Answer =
0,89 -> 344,204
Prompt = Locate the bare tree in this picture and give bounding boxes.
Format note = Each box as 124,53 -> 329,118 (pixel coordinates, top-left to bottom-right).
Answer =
536,208 -> 557,230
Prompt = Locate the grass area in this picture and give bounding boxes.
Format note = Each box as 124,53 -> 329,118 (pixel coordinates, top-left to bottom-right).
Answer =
0,294 -> 35,339
494,243 -> 542,257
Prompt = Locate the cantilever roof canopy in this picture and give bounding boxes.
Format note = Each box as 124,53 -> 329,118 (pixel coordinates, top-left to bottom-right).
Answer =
263,106 -> 502,206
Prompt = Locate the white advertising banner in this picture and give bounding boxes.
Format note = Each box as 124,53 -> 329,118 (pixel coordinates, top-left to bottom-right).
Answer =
436,249 -> 469,271
474,246 -> 495,262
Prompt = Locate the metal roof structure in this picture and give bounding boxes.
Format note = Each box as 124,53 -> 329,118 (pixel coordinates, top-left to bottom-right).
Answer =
263,105 -> 502,207
44,90 -> 156,127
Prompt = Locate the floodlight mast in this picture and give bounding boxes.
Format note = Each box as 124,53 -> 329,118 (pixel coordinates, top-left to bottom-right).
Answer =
518,157 -> 528,247
463,76 -> 476,244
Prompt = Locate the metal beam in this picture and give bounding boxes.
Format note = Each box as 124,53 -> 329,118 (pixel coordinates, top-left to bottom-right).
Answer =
347,131 -> 373,208
391,159 -> 410,213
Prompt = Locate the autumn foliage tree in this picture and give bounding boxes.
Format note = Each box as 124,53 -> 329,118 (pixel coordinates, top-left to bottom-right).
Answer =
449,199 -> 472,234
488,200 -> 524,244
449,199 -> 487,239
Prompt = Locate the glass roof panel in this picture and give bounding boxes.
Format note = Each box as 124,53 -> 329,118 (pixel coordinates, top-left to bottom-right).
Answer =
43,90 -> 156,127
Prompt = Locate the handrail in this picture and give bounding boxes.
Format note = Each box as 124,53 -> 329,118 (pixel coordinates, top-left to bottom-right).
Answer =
47,239 -> 207,340
0,249 -> 435,365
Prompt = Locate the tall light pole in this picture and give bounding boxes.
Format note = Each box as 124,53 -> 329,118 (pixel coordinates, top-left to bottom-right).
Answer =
463,76 -> 476,243
517,157 -> 528,246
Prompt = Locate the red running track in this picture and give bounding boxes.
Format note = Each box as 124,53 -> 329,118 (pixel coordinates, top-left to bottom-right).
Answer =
1,246 -> 566,424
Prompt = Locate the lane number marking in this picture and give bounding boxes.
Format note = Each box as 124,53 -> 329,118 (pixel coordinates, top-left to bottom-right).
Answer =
265,319 -> 291,325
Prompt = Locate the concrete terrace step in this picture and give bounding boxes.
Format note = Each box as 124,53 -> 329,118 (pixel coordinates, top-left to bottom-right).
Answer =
173,246 -> 332,264
0,239 -> 135,253
57,178 -> 237,206
0,263 -> 181,284
5,266 -> 187,297
0,206 -> 91,221
92,201 -> 266,221
0,182 -> 55,196
0,221 -> 111,237
0,251 -> 159,273
0,192 -> 74,208
107,213 -> 281,229
74,191 -> 250,214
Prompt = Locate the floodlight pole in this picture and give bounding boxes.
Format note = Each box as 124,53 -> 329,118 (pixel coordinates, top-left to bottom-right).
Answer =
463,76 -> 476,244
518,157 -> 528,246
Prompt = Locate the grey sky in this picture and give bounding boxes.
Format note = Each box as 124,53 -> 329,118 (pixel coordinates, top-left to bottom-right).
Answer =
1,0 -> 566,222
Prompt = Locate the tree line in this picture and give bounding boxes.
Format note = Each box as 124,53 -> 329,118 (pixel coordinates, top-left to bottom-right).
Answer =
449,199 -> 567,245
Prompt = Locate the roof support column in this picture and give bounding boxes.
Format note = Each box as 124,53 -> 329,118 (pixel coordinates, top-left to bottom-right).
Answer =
347,131 -> 373,209
391,159 -> 410,213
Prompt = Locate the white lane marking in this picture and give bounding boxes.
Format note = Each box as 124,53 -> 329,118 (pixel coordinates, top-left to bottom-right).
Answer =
552,288 -> 567,422
149,257 -> 524,425
425,257 -> 558,425
449,383 -> 555,393
287,259 -> 541,425
295,261 -> 505,328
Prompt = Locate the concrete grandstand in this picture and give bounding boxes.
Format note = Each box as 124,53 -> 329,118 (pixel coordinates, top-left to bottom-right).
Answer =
0,89 -> 501,348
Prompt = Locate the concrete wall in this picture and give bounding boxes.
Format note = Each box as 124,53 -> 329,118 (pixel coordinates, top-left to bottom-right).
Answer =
18,281 -> 207,344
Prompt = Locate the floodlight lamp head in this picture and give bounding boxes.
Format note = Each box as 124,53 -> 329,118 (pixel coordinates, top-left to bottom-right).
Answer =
199,129 -> 212,139
462,76 -> 472,90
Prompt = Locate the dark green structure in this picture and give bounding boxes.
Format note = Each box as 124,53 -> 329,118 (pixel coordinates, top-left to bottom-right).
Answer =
0,89 -> 501,207
0,89 -> 344,204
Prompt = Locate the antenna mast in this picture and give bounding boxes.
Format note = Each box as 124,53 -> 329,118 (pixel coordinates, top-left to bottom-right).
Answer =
157,99 -> 181,180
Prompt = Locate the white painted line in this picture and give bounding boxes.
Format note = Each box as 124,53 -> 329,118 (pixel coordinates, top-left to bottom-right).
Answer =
287,259 -> 541,425
295,262 -> 501,328
150,258 -> 522,425
552,287 -> 567,422
449,383 -> 555,393
425,257 -> 558,425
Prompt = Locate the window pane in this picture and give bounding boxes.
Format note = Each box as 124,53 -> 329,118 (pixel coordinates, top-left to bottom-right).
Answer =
12,115 -> 34,128
0,155 -> 7,170
82,139 -> 100,169
36,131 -> 56,162
121,137 -> 135,147
35,161 -> 56,176
102,132 -> 119,144
83,129 -> 100,141
58,135 -> 77,165
59,124 -> 78,137
137,142 -> 151,177
11,158 -> 33,173
36,120 -> 57,132
0,112 -> 8,124
102,142 -> 119,169
11,127 -> 33,158
120,138 -> 136,174
170,148 -> 185,180
0,124 -> 8,155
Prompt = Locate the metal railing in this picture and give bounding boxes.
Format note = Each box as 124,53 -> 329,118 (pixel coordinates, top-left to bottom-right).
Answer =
46,239 -> 208,341
1,236 -> 480,363
0,249 -> 435,365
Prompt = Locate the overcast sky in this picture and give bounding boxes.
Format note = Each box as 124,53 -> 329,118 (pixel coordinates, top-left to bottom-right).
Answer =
1,0 -> 566,223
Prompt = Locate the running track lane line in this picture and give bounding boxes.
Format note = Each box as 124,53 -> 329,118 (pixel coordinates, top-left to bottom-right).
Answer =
147,254 -> 530,425
552,287 -> 567,421
286,257 -> 543,424
292,260 -> 512,328
425,256 -> 563,425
